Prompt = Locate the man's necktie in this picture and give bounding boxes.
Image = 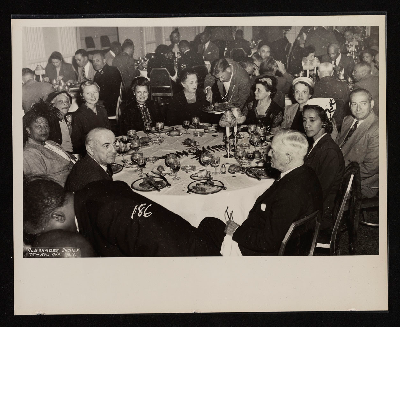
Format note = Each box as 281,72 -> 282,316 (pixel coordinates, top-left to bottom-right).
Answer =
82,66 -> 86,81
340,120 -> 359,149
106,164 -> 113,177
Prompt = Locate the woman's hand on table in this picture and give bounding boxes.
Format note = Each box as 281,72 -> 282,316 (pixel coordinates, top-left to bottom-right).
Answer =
225,219 -> 240,236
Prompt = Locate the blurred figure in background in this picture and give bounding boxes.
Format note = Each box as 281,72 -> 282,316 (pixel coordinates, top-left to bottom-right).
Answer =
75,49 -> 95,83
44,51 -> 77,83
105,41 -> 122,66
22,68 -> 54,113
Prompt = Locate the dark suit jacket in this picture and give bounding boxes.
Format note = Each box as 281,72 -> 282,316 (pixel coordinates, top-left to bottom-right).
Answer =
232,165 -> 323,255
313,75 -> 350,129
354,75 -> 379,116
178,50 -> 205,73
119,99 -> 162,134
321,54 -> 354,80
335,112 -> 379,198
204,60 -> 251,110
226,38 -> 251,57
45,62 -> 77,83
93,63 -> 122,117
304,134 -> 345,229
65,154 -> 112,192
71,104 -> 110,155
112,51 -> 140,91
74,180 -> 220,257
22,79 -> 54,112
197,41 -> 220,63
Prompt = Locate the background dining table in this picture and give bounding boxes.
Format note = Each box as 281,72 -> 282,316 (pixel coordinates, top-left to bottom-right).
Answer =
113,125 -> 275,227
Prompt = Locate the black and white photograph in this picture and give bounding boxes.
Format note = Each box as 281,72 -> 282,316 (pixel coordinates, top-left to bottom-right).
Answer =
12,15 -> 387,314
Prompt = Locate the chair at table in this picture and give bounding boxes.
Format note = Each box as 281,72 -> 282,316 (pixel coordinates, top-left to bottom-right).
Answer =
360,193 -> 379,227
149,68 -> 174,103
100,35 -> 111,50
315,162 -> 362,255
278,210 -> 321,256
85,36 -> 96,50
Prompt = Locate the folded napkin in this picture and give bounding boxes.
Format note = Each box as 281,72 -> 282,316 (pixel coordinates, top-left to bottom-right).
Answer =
220,235 -> 243,256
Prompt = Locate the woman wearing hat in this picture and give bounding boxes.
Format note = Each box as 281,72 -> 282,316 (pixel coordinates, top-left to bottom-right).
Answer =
23,100 -> 76,187
46,91 -> 73,152
281,76 -> 314,134
303,99 -> 345,230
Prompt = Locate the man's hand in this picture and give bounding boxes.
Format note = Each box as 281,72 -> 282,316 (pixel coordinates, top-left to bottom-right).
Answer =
276,60 -> 287,75
224,219 -> 240,236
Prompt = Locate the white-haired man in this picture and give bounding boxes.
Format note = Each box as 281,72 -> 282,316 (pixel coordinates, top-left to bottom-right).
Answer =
65,128 -> 117,192
198,130 -> 323,255
314,62 -> 350,130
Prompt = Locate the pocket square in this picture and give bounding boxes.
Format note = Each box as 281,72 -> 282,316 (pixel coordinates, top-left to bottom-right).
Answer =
261,204 -> 266,211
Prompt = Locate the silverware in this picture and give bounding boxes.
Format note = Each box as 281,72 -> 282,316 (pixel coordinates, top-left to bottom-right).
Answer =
144,174 -> 161,192
151,171 -> 171,187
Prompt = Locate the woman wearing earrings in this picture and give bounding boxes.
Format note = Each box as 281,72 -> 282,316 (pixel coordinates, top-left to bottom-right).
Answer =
303,99 -> 344,230
71,80 -> 110,155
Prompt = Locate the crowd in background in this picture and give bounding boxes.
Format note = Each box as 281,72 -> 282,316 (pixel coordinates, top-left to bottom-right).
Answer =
21,25 -> 381,257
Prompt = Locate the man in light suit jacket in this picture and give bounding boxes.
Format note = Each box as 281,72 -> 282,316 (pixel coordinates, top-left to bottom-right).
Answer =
197,31 -> 220,63
321,43 -> 354,80
199,130 -> 323,255
335,89 -> 379,198
75,49 -> 95,83
65,128 -> 116,192
204,58 -> 251,110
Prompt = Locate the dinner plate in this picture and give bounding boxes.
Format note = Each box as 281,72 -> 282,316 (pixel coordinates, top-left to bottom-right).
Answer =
190,172 -> 212,181
166,130 -> 183,137
110,163 -> 123,174
187,180 -> 225,195
131,177 -> 167,192
202,108 -> 224,114
246,166 -> 271,180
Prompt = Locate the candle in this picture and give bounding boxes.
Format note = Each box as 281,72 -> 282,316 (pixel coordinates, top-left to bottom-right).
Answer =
234,125 -> 237,148
314,66 -> 316,76
226,126 -> 230,158
307,69 -> 309,78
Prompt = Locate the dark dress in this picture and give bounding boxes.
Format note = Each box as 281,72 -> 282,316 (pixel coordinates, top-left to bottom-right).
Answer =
166,89 -> 208,126
290,107 -> 306,134
119,99 -> 162,134
71,104 -> 110,155
245,100 -> 283,129
304,134 -> 345,230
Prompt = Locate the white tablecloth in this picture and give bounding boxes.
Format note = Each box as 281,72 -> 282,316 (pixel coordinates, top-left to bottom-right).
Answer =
114,127 -> 274,227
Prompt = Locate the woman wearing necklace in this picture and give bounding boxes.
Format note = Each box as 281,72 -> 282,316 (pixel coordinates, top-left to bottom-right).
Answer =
244,76 -> 283,131
166,69 -> 208,126
119,77 -> 162,134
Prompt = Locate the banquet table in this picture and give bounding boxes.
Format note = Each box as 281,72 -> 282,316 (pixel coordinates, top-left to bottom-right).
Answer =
113,126 -> 275,228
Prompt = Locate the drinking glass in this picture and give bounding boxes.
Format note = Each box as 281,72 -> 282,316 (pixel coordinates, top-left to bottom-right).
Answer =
130,137 -> 140,152
169,159 -> 181,180
165,153 -> 178,171
192,116 -> 200,134
136,153 -> 146,177
144,122 -> 152,136
127,130 -> 137,140
235,147 -> 246,164
155,122 -> 164,144
210,155 -> 220,175
182,120 -> 190,134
